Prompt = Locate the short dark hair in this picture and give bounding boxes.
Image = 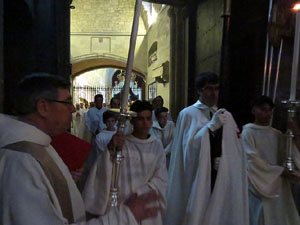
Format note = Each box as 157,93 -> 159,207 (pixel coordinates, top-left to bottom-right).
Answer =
94,94 -> 103,102
130,100 -> 153,113
110,97 -> 120,105
195,72 -> 219,91
103,110 -> 117,123
14,73 -> 70,115
251,95 -> 275,109
154,107 -> 168,118
152,96 -> 164,105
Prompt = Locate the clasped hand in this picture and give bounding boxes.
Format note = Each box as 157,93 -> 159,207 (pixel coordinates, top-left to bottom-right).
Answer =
107,132 -> 126,150
282,168 -> 300,183
124,190 -> 163,222
207,108 -> 228,132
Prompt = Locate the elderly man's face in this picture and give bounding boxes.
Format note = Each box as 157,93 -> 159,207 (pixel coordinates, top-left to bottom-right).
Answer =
46,88 -> 75,135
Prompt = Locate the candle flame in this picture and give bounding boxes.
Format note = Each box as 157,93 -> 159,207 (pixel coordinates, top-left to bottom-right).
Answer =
293,3 -> 300,11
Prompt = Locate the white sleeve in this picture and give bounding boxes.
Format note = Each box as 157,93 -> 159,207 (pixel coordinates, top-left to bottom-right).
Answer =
2,152 -> 68,225
83,205 -> 138,225
135,143 -> 168,208
165,122 -> 176,154
85,110 -> 96,135
242,129 -> 284,198
95,134 -> 107,153
2,151 -> 137,225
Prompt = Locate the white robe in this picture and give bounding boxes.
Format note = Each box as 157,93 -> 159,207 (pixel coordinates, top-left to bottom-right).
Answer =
83,134 -> 168,225
242,123 -> 300,225
85,107 -> 108,136
150,120 -> 175,154
72,109 -> 85,139
152,111 -> 173,123
95,129 -> 116,154
164,101 -> 249,225
0,113 -> 137,225
79,110 -> 92,143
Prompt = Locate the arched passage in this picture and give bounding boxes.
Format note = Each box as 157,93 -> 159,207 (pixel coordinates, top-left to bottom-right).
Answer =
71,56 -> 146,104
71,57 -> 146,79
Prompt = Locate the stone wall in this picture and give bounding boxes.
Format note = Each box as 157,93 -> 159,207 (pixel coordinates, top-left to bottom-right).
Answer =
195,0 -> 223,75
145,6 -> 170,108
0,0 -> 3,113
3,0 -> 70,113
71,0 -> 147,73
71,0 -> 146,34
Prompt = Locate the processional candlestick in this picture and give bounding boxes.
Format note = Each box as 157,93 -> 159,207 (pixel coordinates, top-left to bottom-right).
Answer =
107,0 -> 142,208
281,3 -> 300,171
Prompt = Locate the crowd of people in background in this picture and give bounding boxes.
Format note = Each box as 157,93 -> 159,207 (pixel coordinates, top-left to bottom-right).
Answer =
2,72 -> 300,225
71,94 -> 176,171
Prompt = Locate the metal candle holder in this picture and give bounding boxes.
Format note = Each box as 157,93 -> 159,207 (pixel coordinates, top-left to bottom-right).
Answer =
107,108 -> 136,208
107,0 -> 142,208
281,100 -> 300,171
279,4 -> 300,172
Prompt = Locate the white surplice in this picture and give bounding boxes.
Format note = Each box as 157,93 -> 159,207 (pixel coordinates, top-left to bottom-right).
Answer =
85,107 -> 108,136
242,123 -> 300,225
95,129 -> 116,154
72,108 -> 85,139
0,113 -> 138,225
164,101 -> 249,225
83,134 -> 168,225
150,120 -> 175,154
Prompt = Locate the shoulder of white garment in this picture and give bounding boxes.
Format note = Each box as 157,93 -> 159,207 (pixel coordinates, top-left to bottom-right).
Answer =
166,120 -> 175,128
243,123 -> 281,134
152,120 -> 162,130
126,133 -> 161,145
0,113 -> 51,148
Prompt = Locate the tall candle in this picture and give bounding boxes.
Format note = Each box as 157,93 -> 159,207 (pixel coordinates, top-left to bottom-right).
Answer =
290,9 -> 300,101
120,0 -> 142,111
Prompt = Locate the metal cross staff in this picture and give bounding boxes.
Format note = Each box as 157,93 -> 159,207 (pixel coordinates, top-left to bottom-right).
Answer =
108,0 -> 142,208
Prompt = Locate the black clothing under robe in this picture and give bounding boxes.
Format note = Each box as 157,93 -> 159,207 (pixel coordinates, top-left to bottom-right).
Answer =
209,128 -> 223,191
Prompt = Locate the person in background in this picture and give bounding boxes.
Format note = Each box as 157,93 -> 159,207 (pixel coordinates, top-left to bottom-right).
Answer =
110,97 -> 120,109
95,111 -> 117,154
71,103 -> 85,139
242,95 -> 300,225
85,94 -> 107,143
151,96 -> 173,122
150,107 -> 175,169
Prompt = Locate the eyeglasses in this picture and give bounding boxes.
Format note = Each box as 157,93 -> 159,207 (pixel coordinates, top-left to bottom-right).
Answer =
45,99 -> 73,106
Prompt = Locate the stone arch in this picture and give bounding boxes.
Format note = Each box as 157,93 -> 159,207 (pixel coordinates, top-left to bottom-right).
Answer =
71,56 -> 146,101
71,56 -> 146,79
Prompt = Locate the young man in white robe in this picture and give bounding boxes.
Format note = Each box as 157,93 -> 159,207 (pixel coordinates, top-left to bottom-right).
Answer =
150,107 -> 175,168
95,110 -> 117,154
83,100 -> 168,225
164,72 -> 249,225
85,94 -> 108,143
0,73 -> 163,225
242,95 -> 300,225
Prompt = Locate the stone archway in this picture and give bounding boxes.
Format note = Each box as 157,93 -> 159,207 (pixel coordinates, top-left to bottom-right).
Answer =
71,56 -> 146,79
71,56 -> 146,102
